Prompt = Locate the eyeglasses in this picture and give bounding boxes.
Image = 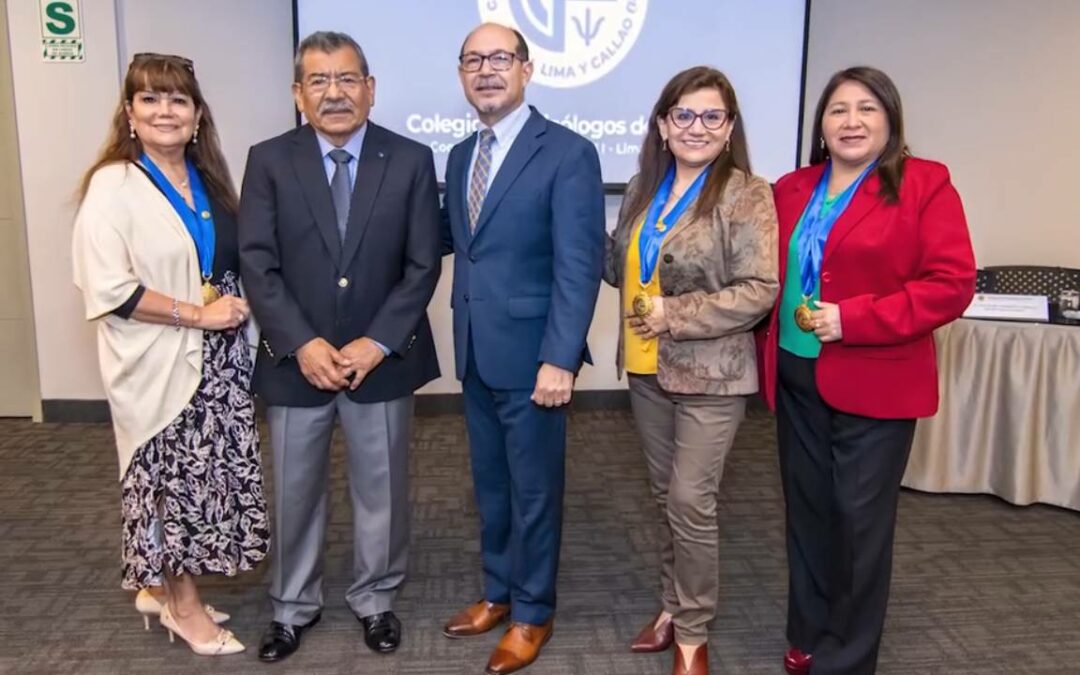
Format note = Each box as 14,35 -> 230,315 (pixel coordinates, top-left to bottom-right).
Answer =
131,52 -> 194,74
459,51 -> 521,72
667,107 -> 732,130
303,73 -> 367,93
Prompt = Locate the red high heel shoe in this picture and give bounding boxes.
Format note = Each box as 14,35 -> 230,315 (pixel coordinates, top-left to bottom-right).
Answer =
784,646 -> 812,674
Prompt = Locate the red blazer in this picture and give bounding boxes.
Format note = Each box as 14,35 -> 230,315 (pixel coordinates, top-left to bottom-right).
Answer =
759,157 -> 976,419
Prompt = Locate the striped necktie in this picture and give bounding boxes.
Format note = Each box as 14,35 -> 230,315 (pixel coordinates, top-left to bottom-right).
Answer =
467,128 -> 496,232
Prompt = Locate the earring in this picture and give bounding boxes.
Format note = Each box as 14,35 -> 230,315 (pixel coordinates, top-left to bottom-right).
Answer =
819,136 -> 825,149
192,124 -> 200,145
128,122 -> 136,140
724,137 -> 731,153
661,138 -> 667,152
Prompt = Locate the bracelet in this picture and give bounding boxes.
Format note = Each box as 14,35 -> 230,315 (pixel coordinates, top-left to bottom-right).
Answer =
170,298 -> 181,328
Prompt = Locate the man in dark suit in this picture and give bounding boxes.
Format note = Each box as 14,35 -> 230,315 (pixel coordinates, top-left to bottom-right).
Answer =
439,23 -> 605,675
238,31 -> 441,662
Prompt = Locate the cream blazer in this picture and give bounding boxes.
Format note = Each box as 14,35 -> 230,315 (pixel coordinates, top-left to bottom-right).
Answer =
72,162 -> 203,480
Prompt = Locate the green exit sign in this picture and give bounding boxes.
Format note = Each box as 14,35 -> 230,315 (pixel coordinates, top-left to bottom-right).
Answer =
39,0 -> 84,62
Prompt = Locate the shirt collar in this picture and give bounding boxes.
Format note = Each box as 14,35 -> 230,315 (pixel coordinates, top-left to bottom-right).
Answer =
315,122 -> 368,160
479,102 -> 530,145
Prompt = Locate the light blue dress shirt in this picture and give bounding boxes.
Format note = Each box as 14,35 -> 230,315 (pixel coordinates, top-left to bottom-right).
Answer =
465,101 -> 532,203
315,123 -> 367,187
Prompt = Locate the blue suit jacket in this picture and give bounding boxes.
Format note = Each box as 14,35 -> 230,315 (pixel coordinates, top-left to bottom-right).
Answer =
443,107 -> 605,390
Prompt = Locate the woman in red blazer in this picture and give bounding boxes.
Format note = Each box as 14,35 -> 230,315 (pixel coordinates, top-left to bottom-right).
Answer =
761,67 -> 976,675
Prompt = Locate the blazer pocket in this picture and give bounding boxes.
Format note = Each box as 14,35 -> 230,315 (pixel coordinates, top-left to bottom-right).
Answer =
508,295 -> 551,319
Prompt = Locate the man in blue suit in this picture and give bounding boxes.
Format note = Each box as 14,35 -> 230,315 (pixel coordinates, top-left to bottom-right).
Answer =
440,22 -> 605,675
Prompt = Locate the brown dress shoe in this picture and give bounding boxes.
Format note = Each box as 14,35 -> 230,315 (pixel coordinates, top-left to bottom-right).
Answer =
485,619 -> 554,674
443,600 -> 510,638
672,643 -> 708,675
630,611 -> 674,653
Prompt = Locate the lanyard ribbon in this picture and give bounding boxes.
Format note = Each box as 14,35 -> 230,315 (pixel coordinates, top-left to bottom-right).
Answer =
796,160 -> 876,296
139,153 -> 216,281
638,165 -> 710,284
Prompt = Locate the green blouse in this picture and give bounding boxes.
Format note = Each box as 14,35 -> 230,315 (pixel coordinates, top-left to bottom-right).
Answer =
778,194 -> 839,358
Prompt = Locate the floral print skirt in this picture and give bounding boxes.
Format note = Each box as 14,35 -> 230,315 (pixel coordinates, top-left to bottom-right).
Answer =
119,272 -> 269,589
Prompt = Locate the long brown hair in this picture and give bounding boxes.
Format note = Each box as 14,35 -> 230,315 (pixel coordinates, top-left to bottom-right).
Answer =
809,66 -> 909,203
77,54 -> 238,213
623,66 -> 751,224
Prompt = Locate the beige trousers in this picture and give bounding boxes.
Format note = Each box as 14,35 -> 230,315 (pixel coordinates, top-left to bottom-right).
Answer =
627,374 -> 747,644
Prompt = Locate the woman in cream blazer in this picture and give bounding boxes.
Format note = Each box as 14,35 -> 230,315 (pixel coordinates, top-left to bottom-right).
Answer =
72,53 -> 268,656
602,67 -> 778,675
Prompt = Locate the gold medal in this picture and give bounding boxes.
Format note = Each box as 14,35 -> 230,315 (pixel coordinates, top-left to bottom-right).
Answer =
794,298 -> 815,332
202,281 -> 220,305
632,292 -> 654,318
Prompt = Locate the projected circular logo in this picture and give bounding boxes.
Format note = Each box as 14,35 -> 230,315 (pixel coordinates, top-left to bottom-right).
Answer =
478,0 -> 648,89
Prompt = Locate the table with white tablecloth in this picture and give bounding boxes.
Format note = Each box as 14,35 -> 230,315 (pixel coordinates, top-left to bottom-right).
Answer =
902,318 -> 1080,511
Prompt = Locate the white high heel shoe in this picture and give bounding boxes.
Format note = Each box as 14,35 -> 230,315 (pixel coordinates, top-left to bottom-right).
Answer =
136,588 -> 230,630
160,604 -> 245,656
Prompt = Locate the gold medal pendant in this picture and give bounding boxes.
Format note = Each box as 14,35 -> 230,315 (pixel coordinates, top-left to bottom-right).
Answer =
202,281 -> 220,305
794,298 -> 815,332
632,292 -> 654,318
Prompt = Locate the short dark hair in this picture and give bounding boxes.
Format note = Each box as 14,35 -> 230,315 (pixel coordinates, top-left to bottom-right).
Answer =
809,66 -> 909,203
294,31 -> 369,82
459,25 -> 530,61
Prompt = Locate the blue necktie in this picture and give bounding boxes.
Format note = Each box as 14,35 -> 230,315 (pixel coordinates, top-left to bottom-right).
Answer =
329,148 -> 353,242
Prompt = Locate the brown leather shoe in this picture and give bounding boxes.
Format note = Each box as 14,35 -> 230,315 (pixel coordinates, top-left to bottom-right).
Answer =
442,600 -> 510,638
672,643 -> 708,675
485,619 -> 554,674
630,611 -> 674,653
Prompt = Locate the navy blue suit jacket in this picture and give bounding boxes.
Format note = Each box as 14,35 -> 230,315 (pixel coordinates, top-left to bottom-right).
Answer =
240,123 -> 442,407
444,107 -> 605,390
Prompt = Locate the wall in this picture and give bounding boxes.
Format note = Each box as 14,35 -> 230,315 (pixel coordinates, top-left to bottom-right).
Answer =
804,0 -> 1080,268
6,0 -> 295,405
0,0 -> 40,417
7,0 -> 1079,411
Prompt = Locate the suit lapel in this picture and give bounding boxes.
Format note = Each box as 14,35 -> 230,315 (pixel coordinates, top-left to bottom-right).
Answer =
449,136 -> 475,245
469,109 -> 545,246
777,165 -> 824,282
291,126 -> 342,266
822,171 -> 883,263
340,123 -> 389,269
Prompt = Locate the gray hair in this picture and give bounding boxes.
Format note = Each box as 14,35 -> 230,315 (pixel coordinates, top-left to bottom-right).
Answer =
294,31 -> 370,82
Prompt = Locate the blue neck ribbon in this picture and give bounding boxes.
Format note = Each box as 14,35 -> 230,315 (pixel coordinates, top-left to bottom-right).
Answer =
796,160 -> 877,297
139,152 -> 216,282
638,165 -> 710,284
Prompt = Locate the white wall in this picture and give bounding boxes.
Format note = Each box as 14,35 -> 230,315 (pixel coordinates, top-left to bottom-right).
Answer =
6,0 -> 295,402
804,0 -> 1080,268
8,0 -> 1079,406
7,0 -> 121,401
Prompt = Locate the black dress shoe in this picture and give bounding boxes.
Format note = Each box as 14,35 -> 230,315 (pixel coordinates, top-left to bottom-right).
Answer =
258,614 -> 321,662
359,611 -> 402,653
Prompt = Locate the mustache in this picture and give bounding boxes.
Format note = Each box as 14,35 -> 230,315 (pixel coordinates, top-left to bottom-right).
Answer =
318,98 -> 355,114
473,76 -> 505,89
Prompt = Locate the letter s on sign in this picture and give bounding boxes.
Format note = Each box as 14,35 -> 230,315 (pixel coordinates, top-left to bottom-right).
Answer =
45,2 -> 77,36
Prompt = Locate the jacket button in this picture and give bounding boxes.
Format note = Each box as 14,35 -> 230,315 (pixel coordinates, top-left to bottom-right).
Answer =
464,293 -> 470,302
469,254 -> 477,262
821,272 -> 832,283
663,253 -> 674,263
338,277 -> 349,288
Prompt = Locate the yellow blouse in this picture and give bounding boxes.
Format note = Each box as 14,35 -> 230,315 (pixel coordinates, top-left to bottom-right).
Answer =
623,219 -> 662,375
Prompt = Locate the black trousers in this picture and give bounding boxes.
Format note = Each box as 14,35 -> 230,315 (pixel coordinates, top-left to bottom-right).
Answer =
777,350 -> 916,675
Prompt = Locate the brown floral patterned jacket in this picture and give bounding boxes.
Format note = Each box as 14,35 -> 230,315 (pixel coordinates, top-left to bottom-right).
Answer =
603,170 -> 779,395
